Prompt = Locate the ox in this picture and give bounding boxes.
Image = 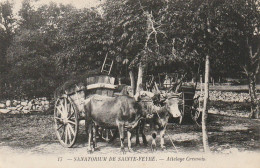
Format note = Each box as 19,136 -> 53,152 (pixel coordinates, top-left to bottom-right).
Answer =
84,94 -> 143,153
136,91 -> 182,150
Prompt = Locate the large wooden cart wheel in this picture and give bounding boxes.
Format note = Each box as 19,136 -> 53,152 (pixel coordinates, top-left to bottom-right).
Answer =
97,127 -> 118,142
54,95 -> 79,147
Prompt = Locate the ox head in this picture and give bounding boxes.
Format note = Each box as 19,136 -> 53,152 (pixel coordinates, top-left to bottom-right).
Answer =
136,91 -> 183,123
164,93 -> 182,117
154,92 -> 183,123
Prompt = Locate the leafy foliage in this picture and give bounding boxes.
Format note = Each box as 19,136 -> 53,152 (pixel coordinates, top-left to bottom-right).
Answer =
0,0 -> 259,100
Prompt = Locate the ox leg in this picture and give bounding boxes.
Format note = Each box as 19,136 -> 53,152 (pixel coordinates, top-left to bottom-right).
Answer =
151,131 -> 157,151
160,129 -> 166,150
140,121 -> 148,146
135,126 -> 140,146
87,122 -> 93,153
150,117 -> 157,151
141,131 -> 148,146
127,130 -> 133,152
179,115 -> 183,124
118,123 -> 125,154
93,124 -> 97,150
136,120 -> 147,146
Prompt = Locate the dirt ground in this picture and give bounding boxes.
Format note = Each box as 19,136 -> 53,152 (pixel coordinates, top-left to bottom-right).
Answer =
0,111 -> 259,155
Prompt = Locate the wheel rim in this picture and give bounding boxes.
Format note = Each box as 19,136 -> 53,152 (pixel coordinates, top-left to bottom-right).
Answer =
191,108 -> 202,125
97,127 -> 117,142
54,96 -> 78,147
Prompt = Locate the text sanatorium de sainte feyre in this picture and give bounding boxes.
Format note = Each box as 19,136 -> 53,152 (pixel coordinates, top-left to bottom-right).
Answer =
57,156 -> 206,162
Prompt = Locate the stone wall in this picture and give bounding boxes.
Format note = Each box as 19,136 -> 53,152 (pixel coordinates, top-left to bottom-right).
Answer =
195,91 -> 260,102
0,97 -> 52,114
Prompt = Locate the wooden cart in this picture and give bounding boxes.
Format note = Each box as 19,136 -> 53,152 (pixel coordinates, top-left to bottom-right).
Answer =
179,85 -> 202,124
53,75 -> 118,148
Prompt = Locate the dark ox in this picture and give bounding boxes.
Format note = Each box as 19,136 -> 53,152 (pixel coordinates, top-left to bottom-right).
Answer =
84,94 -> 143,153
136,91 -> 182,150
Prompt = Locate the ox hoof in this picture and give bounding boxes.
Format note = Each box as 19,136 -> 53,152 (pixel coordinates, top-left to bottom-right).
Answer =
128,148 -> 134,152
151,144 -> 156,152
87,147 -> 93,154
135,143 -> 141,147
161,146 -> 166,151
121,147 -> 126,154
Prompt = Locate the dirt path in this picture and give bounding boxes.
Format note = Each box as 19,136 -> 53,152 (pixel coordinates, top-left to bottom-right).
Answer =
0,113 -> 260,168
0,113 -> 259,155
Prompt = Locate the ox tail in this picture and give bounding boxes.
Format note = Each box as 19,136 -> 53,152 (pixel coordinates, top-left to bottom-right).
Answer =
125,117 -> 145,129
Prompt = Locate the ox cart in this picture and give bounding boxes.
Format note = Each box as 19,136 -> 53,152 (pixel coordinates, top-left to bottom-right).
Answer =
54,75 -> 119,148
145,73 -> 202,125
178,85 -> 202,125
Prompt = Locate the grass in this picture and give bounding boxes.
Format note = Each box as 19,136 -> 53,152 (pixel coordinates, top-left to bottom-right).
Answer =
0,112 -> 56,148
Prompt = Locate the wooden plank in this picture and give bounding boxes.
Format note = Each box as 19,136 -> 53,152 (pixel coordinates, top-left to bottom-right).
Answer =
98,76 -> 104,83
86,76 -> 96,85
108,90 -> 114,97
86,76 -> 115,85
86,83 -> 117,90
96,89 -> 102,95
102,89 -> 108,96
109,77 -> 115,84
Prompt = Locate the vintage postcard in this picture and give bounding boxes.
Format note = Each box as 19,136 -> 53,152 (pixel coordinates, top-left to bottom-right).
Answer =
0,0 -> 259,168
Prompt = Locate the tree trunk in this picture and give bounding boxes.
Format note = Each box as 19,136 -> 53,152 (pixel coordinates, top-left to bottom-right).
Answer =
129,70 -> 135,96
245,42 -> 260,119
135,63 -> 144,95
248,74 -> 259,119
202,55 -> 210,153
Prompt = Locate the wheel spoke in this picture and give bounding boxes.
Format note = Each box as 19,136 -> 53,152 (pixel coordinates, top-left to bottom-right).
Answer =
67,120 -> 76,125
67,103 -> 71,115
67,125 -> 72,143
55,117 -> 62,121
68,124 -> 76,136
56,106 -> 63,114
64,98 -> 68,114
60,100 -> 66,117
110,130 -> 114,136
65,125 -> 68,144
68,110 -> 75,120
57,123 -> 65,130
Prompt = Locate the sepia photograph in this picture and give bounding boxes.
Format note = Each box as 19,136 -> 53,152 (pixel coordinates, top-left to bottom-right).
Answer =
0,0 -> 259,168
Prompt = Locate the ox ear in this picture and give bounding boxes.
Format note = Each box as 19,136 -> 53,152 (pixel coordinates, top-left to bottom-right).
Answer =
152,93 -> 166,106
151,94 -> 160,105
160,93 -> 167,102
160,95 -> 167,106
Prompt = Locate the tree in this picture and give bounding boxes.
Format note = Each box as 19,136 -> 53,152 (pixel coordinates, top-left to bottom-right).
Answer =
101,0 -> 189,93
233,0 -> 260,119
5,1 -> 66,97
0,0 -> 15,98
217,0 -> 260,118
